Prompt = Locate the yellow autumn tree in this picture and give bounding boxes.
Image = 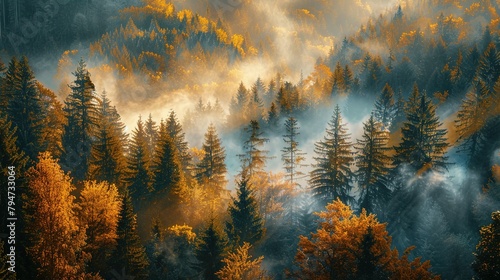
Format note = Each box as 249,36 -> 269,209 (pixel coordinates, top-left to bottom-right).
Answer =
78,180 -> 122,274
291,199 -> 440,280
216,243 -> 270,280
24,152 -> 87,279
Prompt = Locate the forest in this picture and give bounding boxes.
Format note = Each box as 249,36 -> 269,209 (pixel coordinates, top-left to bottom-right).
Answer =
1,0 -> 500,279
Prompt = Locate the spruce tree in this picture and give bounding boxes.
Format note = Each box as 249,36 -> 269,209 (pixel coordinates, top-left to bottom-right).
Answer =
267,102 -> 279,128
61,59 -> 99,181
110,191 -> 150,280
127,116 -> 152,203
310,105 -> 354,205
225,174 -> 264,247
89,92 -> 126,187
166,110 -> 192,174
195,220 -> 227,280
282,116 -> 306,188
476,43 -> 500,93
145,114 -> 158,166
393,88 -> 448,173
152,121 -> 185,200
6,56 -> 45,161
373,83 -> 396,131
238,120 -> 270,176
355,115 -> 391,214
196,124 -> 227,196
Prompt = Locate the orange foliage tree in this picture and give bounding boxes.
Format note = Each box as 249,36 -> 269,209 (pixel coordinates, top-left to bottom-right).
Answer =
291,199 -> 440,280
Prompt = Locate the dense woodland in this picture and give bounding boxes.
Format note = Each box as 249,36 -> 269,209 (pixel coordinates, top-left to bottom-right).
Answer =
1,0 -> 500,279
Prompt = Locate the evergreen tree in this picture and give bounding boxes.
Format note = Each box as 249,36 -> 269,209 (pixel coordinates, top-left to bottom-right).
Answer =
89,92 -> 127,186
282,116 -> 306,188
355,115 -> 391,214
196,124 -> 227,197
127,116 -> 152,203
374,83 -> 396,130
330,62 -> 345,96
476,43 -> 500,94
110,190 -> 150,280
247,84 -> 265,122
195,220 -> 227,280
6,56 -> 45,161
225,175 -> 264,247
166,110 -> 192,174
310,105 -> 354,205
0,114 -> 28,174
36,82 -> 65,158
61,59 -> 99,181
393,88 -> 448,173
152,121 -> 185,200
343,65 -> 354,93
472,211 -> 500,280
145,114 -> 158,166
238,120 -> 270,176
391,88 -> 406,131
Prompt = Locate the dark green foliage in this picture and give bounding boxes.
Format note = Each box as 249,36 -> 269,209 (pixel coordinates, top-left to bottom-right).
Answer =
152,121 -> 184,199
89,92 -> 127,187
195,220 -> 227,280
127,116 -> 152,203
110,191 -> 150,280
356,227 -> 388,280
310,105 -> 354,205
225,175 -> 264,247
374,83 -> 396,130
196,124 -> 227,195
393,86 -> 448,174
6,56 -> 45,161
355,115 -> 391,214
61,59 -> 99,181
166,110 -> 192,174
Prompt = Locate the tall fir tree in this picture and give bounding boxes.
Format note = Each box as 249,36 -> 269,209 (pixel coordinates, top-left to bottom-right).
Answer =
393,87 -> 448,173
166,110 -> 192,174
266,102 -> 279,128
238,120 -> 270,176
110,190 -> 150,279
61,59 -> 99,181
310,105 -> 354,205
145,113 -> 158,166
225,174 -> 264,248
6,56 -> 45,161
89,92 -> 127,187
355,115 -> 391,214
196,124 -> 227,197
152,121 -> 185,200
282,116 -> 306,188
195,220 -> 227,280
373,83 -> 396,131
127,116 -> 152,203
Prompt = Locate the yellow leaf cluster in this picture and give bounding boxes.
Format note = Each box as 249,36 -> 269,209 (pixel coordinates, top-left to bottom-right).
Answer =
167,224 -> 196,243
177,9 -> 193,21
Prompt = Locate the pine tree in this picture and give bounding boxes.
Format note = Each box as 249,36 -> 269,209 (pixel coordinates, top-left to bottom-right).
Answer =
78,180 -> 121,274
6,56 -> 45,161
355,115 -> 391,214
61,59 -> 99,181
310,105 -> 354,205
0,114 -> 28,174
145,114 -> 158,166
196,124 -> 227,197
216,243 -> 269,280
110,191 -> 150,279
476,43 -> 500,94
225,175 -> 264,247
247,84 -> 265,122
391,88 -> 406,131
330,62 -> 345,96
282,116 -> 306,188
374,83 -> 396,130
238,120 -> 270,176
472,211 -> 500,279
89,92 -> 127,187
166,110 -> 192,174
36,82 -> 65,158
195,220 -> 227,280
127,116 -> 152,203
393,88 -> 448,173
152,121 -> 185,200
24,152 -> 86,279
343,64 -> 354,93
